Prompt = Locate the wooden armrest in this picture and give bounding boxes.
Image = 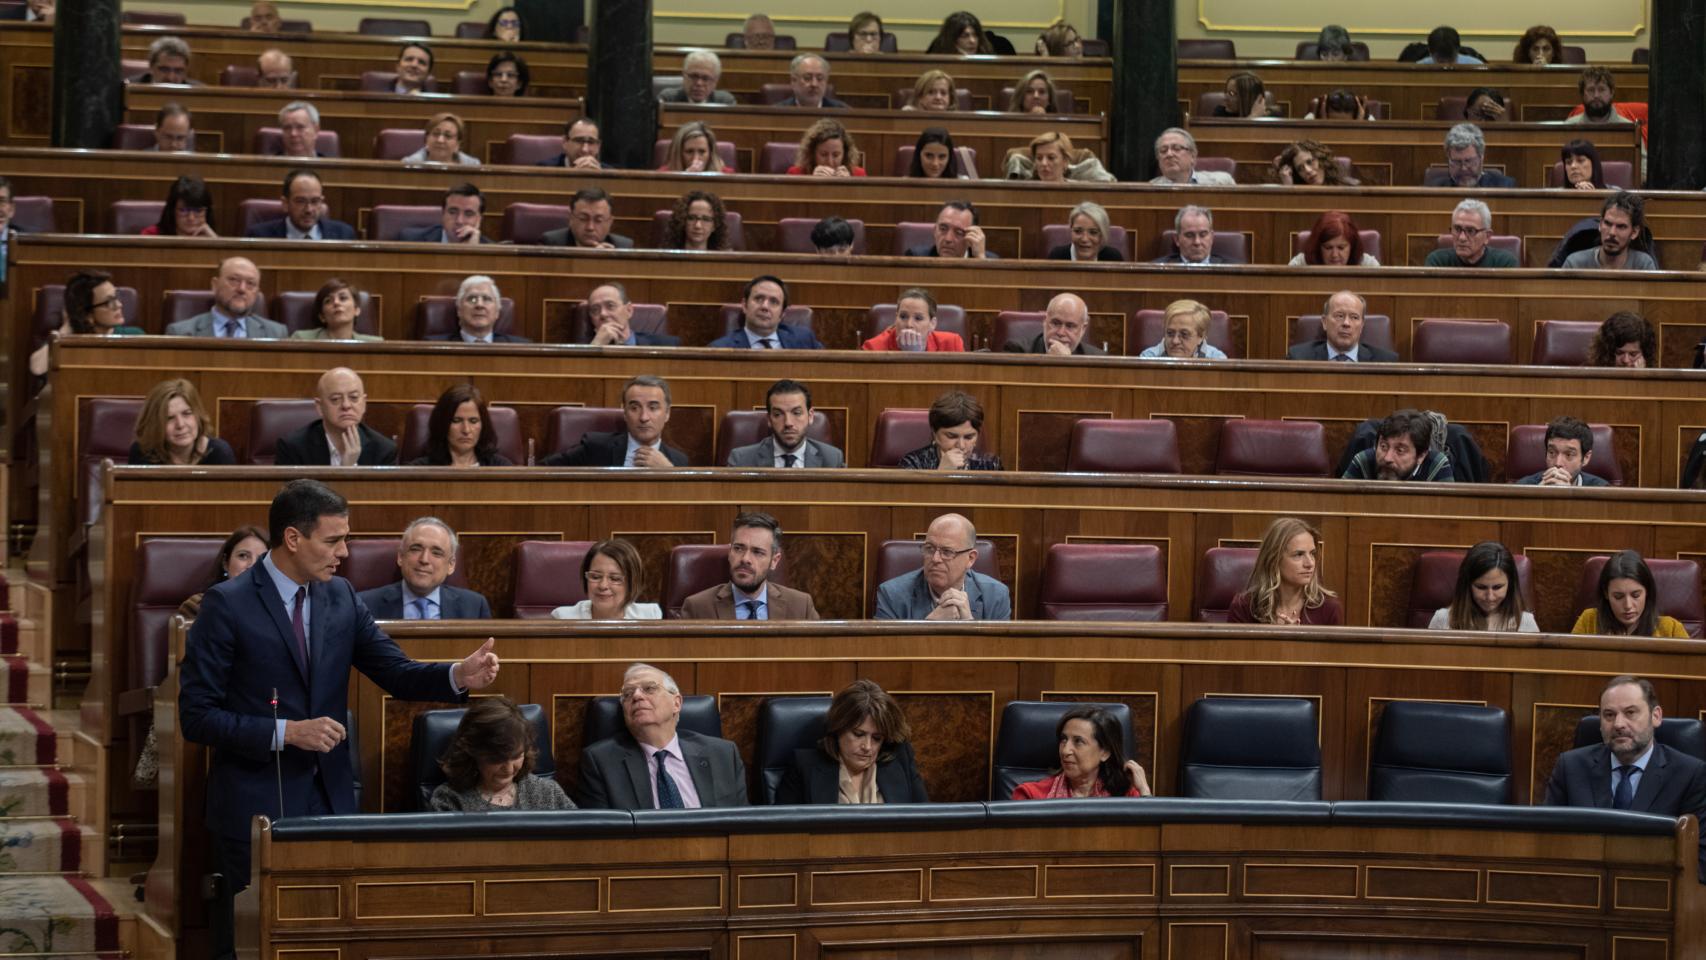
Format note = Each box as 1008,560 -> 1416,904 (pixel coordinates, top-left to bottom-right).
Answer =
117,685 -> 158,717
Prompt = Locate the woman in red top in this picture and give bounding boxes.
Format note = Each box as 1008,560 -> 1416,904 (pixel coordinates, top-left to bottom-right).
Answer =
862,287 -> 964,352
1011,705 -> 1150,799
1227,517 -> 1344,625
658,121 -> 738,174
140,175 -> 218,237
786,118 -> 867,177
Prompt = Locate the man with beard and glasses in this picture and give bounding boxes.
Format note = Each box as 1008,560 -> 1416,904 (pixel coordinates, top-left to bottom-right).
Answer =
679,512 -> 821,619
1340,409 -> 1455,481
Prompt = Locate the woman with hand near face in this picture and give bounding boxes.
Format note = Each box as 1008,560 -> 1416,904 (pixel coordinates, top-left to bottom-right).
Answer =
1573,550 -> 1690,638
1228,517 -> 1343,625
786,119 -> 867,177
1429,542 -> 1539,632
141,176 -> 218,237
430,696 -> 575,811
862,287 -> 964,352
775,680 -> 930,804
1559,139 -> 1606,190
1012,705 -> 1150,799
659,121 -> 736,174
551,539 -> 662,620
898,390 -> 1002,471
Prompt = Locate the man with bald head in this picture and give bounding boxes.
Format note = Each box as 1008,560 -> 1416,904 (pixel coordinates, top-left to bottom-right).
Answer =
1003,292 -> 1103,356
1287,290 -> 1397,362
874,513 -> 1011,620
165,257 -> 287,338
257,48 -> 296,89
274,367 -> 398,466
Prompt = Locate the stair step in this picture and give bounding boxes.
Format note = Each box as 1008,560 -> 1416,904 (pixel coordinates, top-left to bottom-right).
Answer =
0,818 -> 96,874
2,656 -> 51,706
0,707 -> 68,766
0,875 -> 129,957
0,768 -> 84,818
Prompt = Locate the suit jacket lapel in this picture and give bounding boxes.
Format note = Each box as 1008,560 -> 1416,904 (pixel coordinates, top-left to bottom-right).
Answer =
1590,746 -> 1614,809
620,738 -> 654,809
755,437 -> 776,465
810,752 -> 839,801
1630,747 -> 1667,812
307,425 -> 331,463
679,734 -> 718,804
308,580 -> 333,689
255,562 -> 310,685
715,584 -> 736,619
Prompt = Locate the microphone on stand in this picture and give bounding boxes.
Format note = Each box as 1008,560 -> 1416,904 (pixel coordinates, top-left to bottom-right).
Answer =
271,688 -> 286,821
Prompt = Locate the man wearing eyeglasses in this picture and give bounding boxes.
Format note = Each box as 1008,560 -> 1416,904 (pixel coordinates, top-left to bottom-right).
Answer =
1424,198 -> 1517,268
426,275 -> 531,343
680,512 -> 821,619
875,513 -> 1011,621
246,170 -> 354,240
576,662 -> 748,809
660,49 -> 737,105
275,367 -> 398,466
1423,123 -> 1516,188
542,187 -> 634,249
538,117 -> 612,170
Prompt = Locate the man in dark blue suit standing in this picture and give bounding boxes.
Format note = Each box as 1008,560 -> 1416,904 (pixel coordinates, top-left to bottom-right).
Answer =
180,480 -> 500,958
707,276 -> 823,350
242,170 -> 355,240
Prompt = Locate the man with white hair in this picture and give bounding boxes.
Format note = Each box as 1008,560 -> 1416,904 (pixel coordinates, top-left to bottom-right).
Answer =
427,275 -> 532,343
576,662 -> 748,809
1423,123 -> 1516,188
1153,205 -> 1238,265
776,53 -> 848,108
1003,292 -> 1104,356
660,49 -> 737,105
1424,198 -> 1517,267
357,517 -> 492,620
275,367 -> 398,465
1149,128 -> 1235,186
273,101 -> 323,157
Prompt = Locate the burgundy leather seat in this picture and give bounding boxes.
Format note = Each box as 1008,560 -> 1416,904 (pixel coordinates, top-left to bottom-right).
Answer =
1179,38 -> 1235,58
130,538 -> 222,696
1196,156 -> 1237,177
1195,547 -> 1257,622
1037,543 -> 1167,621
892,222 -> 935,255
414,296 -> 517,340
1433,233 -> 1522,261
1505,423 -> 1621,485
335,537 -> 470,594
650,209 -> 745,250
253,127 -> 341,157
869,409 -> 930,467
506,134 -> 565,166
370,205 -> 441,241
122,10 -> 186,24
1574,557 -> 1704,637
1129,308 -> 1236,358
511,540 -> 596,618
274,290 -> 378,337
1530,320 -> 1599,366
1041,222 -> 1130,260
238,199 -> 286,234
452,72 -> 491,96
1291,315 -> 1395,354
726,33 -> 797,49
542,407 -> 625,459
10,196 -> 55,233
1157,230 -> 1248,263
1066,419 -> 1181,473
991,311 -> 1045,351
375,129 -> 427,160
563,304 -> 669,344
824,30 -> 897,52
1406,550 -> 1536,629
220,65 -> 260,87
247,399 -> 319,465
111,199 -> 164,234
499,203 -> 570,244
861,303 -> 965,342
758,142 -> 797,175
777,217 -> 867,255
359,17 -> 431,35
872,539 -> 998,614
1548,161 -> 1635,189
665,544 -> 788,619
1214,420 -> 1331,477
715,409 -> 834,465
1411,319 -> 1512,365
80,397 -> 144,525
34,285 -> 140,340
759,82 -> 813,104
161,290 -> 219,326
398,403 -> 525,464
361,74 -> 429,95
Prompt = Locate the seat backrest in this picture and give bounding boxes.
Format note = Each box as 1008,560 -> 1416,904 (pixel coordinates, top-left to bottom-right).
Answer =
1066,418 -> 1181,473
360,17 -> 431,35
1179,697 -> 1322,800
860,303 -> 966,342
1290,229 -> 1382,264
11,196 -> 55,233
220,64 -> 260,87
1128,308 -> 1236,358
715,409 -> 834,465
506,133 -> 564,167
1195,547 -> 1256,622
1434,233 -> 1522,260
776,217 -> 868,255
414,295 -> 517,340
1412,318 -> 1513,365
238,198 -> 286,235
1405,550 -> 1535,629
991,700 -> 1135,800
650,138 -> 739,171
274,290 -> 377,337
452,71 -> 489,96
562,304 -> 670,345
511,540 -> 595,618
1548,160 -> 1635,189
408,703 -> 551,811
890,144 -> 979,178
162,290 -> 231,326
375,128 -> 427,161
1506,423 -> 1621,486
583,696 -> 722,750
1574,556 -> 1703,637
1194,91 -> 1227,117
758,141 -> 797,174
1558,44 -> 1588,64
112,199 -> 164,234
892,221 -> 936,255
873,539 -> 997,608
130,537 -> 222,691
869,409 -> 931,467
499,202 -> 570,244
1158,230 -> 1248,263
81,397 -> 143,525
991,311 -> 1044,351
542,406 -> 626,458
1040,222 -> 1131,260
754,696 -> 832,803
759,83 -> 794,105
123,10 -> 186,24
242,16 -> 312,31
1179,38 -> 1235,58
34,285 -> 140,341
336,538 -> 405,593
1214,420 -> 1330,477
717,303 -> 811,335
1368,701 -> 1511,803
247,399 -> 320,465
1001,85 -> 1076,114
1038,543 -> 1167,621
665,544 -> 789,618
398,402 -> 525,464
723,32 -> 797,48
253,126 -> 341,157
455,20 -> 485,38
1575,714 -> 1706,761
1289,315 -> 1395,354
651,209 -> 746,251
1530,319 -> 1600,366
1195,156 -> 1237,177
370,205 -> 441,241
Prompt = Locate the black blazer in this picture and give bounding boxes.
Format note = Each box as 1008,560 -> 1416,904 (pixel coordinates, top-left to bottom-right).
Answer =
355,581 -> 492,620
1285,340 -> 1399,363
1546,741 -> 1706,878
1151,252 -> 1239,265
1046,243 -> 1123,262
904,243 -> 999,259
1002,333 -> 1106,356
773,742 -> 930,804
244,217 -> 356,240
274,420 -> 398,466
539,429 -> 690,467
540,228 -> 635,249
127,437 -> 237,465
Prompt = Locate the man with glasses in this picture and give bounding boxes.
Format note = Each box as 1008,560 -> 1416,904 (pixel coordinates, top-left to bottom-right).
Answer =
576,662 -> 748,809
581,282 -> 681,346
1004,292 -> 1103,356
1425,198 -> 1517,268
256,48 -> 296,88
539,117 -> 611,170
680,512 -> 822,619
1149,128 -> 1235,186
246,170 -> 354,240
660,49 -> 737,105
272,102 -> 326,158
776,54 -> 849,109
1423,123 -> 1516,188
165,256 -> 287,338
1153,205 -> 1238,265
401,183 -> 490,244
875,513 -> 1010,620
275,367 -> 399,466
543,186 -> 633,249
427,275 -> 530,343
138,36 -> 200,85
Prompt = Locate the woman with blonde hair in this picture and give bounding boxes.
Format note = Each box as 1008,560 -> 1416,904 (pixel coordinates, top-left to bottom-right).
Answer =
1003,130 -> 1114,182
1137,299 -> 1227,359
905,69 -> 956,112
1227,517 -> 1343,625
1008,70 -> 1058,114
129,378 -> 235,465
786,118 -> 866,177
404,112 -> 479,166
1035,20 -> 1084,57
658,120 -> 735,174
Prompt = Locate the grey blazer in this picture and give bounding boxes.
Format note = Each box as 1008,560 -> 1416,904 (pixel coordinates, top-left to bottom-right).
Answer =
726,436 -> 844,468
165,312 -> 289,339
575,729 -> 748,810
874,569 -> 1011,621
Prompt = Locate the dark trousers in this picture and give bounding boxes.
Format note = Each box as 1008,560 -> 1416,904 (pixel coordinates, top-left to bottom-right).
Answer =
210,773 -> 333,960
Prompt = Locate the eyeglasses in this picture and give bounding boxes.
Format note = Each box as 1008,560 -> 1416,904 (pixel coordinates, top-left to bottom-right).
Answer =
1162,328 -> 1199,341
93,295 -> 123,310
1156,143 -> 1192,155
919,543 -> 973,560
1446,157 -> 1481,170
1448,224 -> 1487,237
852,29 -> 881,39
428,129 -> 460,141
585,572 -> 626,585
619,681 -> 665,701
496,16 -> 521,27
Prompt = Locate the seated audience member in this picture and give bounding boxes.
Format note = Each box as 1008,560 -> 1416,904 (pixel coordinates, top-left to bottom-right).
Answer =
1216,72 -> 1274,118
404,113 -> 479,166
906,69 -> 957,113
428,275 -> 530,344
165,257 -> 286,338
1304,88 -> 1374,120
174,526 -> 267,619
540,375 -> 688,467
680,512 -> 821,619
1048,201 -> 1123,262
128,378 -> 236,465
907,127 -> 969,179
1341,409 -> 1456,481
1517,416 -> 1606,486
1463,87 -> 1508,123
576,662 -> 748,809
23,0 -> 52,21
1004,131 -> 1114,183
552,538 -> 661,620
1313,24 -> 1354,60
778,54 -> 849,109
1005,292 -> 1102,356
1427,541 -> 1540,632
257,49 -> 296,88
274,102 -> 323,158
246,1 -> 280,32
1035,19 -> 1083,56
660,121 -> 735,174
292,279 -> 380,341
1562,192 -> 1657,271
787,118 -> 866,177
138,36 -> 198,85
1417,25 -> 1483,64
1291,210 -> 1380,266
1424,124 -> 1516,187
429,696 -> 573,811
27,269 -> 144,377
1572,551 -> 1691,637
1137,299 -> 1228,359
1228,517 -> 1344,625
862,287 -> 964,352
1011,705 -> 1150,799
1425,198 -> 1519,268
142,175 -> 216,237
1151,128 -> 1235,186
1566,66 -> 1645,139
728,378 -> 847,465
1008,69 -> 1058,113
542,187 -> 634,248
907,201 -> 997,258
708,275 -> 824,349
393,42 -> 434,94
403,182 -> 489,245
663,190 -> 732,252
485,5 -> 523,40
875,512 -> 1011,620
359,517 -> 492,619
1275,139 -> 1356,185
1288,290 -> 1397,362
541,118 -> 608,170
1153,205 -> 1237,265
583,282 -> 681,346
776,680 -> 930,804
811,216 -> 857,254
1589,311 -> 1655,368
275,366 -> 397,465
898,390 -> 1002,470
661,49 -> 737,105
407,383 -> 514,466
485,51 -> 528,97
1559,139 -> 1607,190
0,177 -> 19,238
928,11 -> 993,54
1515,25 -> 1560,64
151,103 -> 194,153
847,11 -> 887,54
246,169 -> 355,240
742,13 -> 777,49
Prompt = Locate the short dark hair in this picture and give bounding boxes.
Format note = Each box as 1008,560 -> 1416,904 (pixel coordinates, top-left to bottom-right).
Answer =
486,50 -> 529,94
565,115 -> 599,136
156,175 -> 214,236
820,679 -> 911,760
593,280 -> 630,303
810,216 -> 856,251
63,269 -> 114,334
443,181 -> 484,215
1054,705 -> 1134,796
155,102 -> 190,126
214,524 -> 269,585
743,274 -> 789,310
623,374 -> 670,406
1601,190 -> 1645,232
766,378 -> 812,410
399,41 -> 434,69
0,175 -> 12,199
1579,65 -> 1616,95
438,696 -> 536,791
311,278 -> 363,331
1375,409 -> 1432,450
268,479 -> 348,549
282,168 -> 320,195
571,186 -> 610,208
732,511 -> 783,551
940,199 -> 978,225
1603,674 -> 1658,710
928,389 -> 983,432
1426,25 -> 1461,61
1544,416 -> 1593,454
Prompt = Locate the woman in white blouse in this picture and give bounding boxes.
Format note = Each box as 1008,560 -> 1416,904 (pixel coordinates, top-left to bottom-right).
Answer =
552,538 -> 662,620
1427,541 -> 1539,632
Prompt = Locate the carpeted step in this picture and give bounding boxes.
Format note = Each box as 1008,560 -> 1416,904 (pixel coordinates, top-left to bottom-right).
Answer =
0,769 -> 81,818
2,656 -> 51,706
0,876 -> 121,956
0,707 -> 59,766
0,613 -> 16,656
0,818 -> 93,874
0,571 -> 11,610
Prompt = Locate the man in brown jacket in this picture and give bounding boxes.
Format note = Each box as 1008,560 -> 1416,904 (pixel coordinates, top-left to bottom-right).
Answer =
680,512 -> 821,620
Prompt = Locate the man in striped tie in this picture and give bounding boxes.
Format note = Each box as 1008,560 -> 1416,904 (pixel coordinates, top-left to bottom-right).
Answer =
575,663 -> 748,810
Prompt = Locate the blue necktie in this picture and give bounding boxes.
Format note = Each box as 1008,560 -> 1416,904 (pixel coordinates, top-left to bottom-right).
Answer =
1613,764 -> 1637,810
413,597 -> 433,620
740,599 -> 762,620
654,751 -> 683,809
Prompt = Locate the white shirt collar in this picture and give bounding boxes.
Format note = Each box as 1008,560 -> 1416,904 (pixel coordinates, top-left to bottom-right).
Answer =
285,218 -> 322,241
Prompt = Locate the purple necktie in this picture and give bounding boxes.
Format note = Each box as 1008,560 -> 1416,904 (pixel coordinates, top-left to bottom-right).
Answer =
291,587 -> 309,669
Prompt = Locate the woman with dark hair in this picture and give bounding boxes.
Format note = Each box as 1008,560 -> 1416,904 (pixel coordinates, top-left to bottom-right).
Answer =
1314,24 -> 1354,60
1215,72 -> 1272,118
1464,87 -> 1508,123
430,696 -> 575,810
906,127 -> 967,179
787,118 -> 866,177
484,51 -> 529,96
1228,517 -> 1343,625
1428,542 -> 1539,631
1289,210 -> 1379,266
408,383 -> 512,466
129,378 -> 235,465
1559,139 -> 1606,189
1011,705 -> 1150,799
29,269 -> 144,376
898,390 -> 1001,470
927,12 -> 992,55
662,190 -> 730,252
1514,25 -> 1561,65
291,278 -> 381,341
141,175 -> 217,237
1274,139 -> 1356,186
551,538 -> 661,619
847,12 -> 886,54
862,287 -> 964,352
775,680 -> 930,804
1589,311 -> 1656,368
483,5 -> 522,41
1572,550 -> 1689,638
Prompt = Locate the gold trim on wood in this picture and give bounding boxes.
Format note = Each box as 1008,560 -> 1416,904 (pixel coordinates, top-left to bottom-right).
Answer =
927,864 -> 1039,902
1166,921 -> 1230,960
1612,875 -> 1673,912
736,872 -> 800,909
808,867 -> 925,906
607,873 -> 726,912
481,876 -> 601,916
1486,868 -> 1603,909
1168,863 -> 1231,897
275,884 -> 341,922
1611,935 -> 1670,959
1041,862 -> 1158,899
735,933 -> 797,960
1363,864 -> 1482,903
352,880 -> 476,920
1242,862 -> 1360,898
1528,701 -> 1598,806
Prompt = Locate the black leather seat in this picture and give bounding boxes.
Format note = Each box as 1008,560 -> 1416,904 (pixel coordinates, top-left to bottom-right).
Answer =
582,695 -> 723,749
1368,701 -> 1510,803
408,703 -> 554,811
1179,698 -> 1321,801
1574,714 -> 1706,762
990,700 -> 1135,800
754,696 -> 831,804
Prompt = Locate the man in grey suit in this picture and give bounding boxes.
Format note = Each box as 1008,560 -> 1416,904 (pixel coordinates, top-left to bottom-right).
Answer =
164,257 -> 288,338
875,513 -> 1011,620
542,187 -> 634,249
658,49 -> 738,105
1286,290 -> 1398,363
356,517 -> 492,620
576,662 -> 747,809
727,379 -> 844,467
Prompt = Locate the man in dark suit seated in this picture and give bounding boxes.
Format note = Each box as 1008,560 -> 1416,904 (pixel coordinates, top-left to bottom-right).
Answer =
1421,123 -> 1518,188
1003,292 -> 1104,356
775,53 -> 849,108
542,187 -> 634,249
905,201 -> 999,259
356,517 -> 492,619
400,182 -> 490,245
727,378 -> 845,467
576,662 -> 748,809
708,275 -> 824,349
1516,416 -> 1609,487
273,102 -> 326,159
179,479 -> 501,959
582,282 -> 679,346
659,49 -> 738,105
537,118 -> 612,170
425,275 -> 531,343
275,367 -> 398,466
1151,205 -> 1238,265
1286,290 -> 1398,363
137,35 -> 203,85
679,512 -> 822,619
244,170 -> 355,240
1546,675 -> 1706,881
539,375 -> 690,467
151,102 -> 195,153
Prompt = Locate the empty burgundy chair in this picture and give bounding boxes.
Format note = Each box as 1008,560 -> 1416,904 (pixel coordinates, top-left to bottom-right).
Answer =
869,409 -> 931,467
1037,543 -> 1167,621
129,538 -> 224,700
1574,556 -> 1704,637
1291,315 -> 1395,355
455,20 -> 486,38
274,290 -> 377,337
500,203 -> 570,244
715,409 -> 834,465
336,539 -> 404,593
666,544 -> 788,618
253,127 -> 341,157
112,200 -> 165,234
1195,547 -> 1257,621
247,399 -> 320,465
360,17 -> 431,35
891,145 -> 979,178
79,397 -> 144,526
1548,161 -> 1635,189
238,199 -> 286,235
563,304 -> 670,344
360,71 -> 438,93
758,142 -> 797,175
1179,38 -> 1235,58
650,209 -> 746,250
759,83 -> 796,105
11,196 -> 55,233
861,303 -> 966,342
1215,420 -> 1331,477
413,296 -> 516,340
542,407 -> 625,460
1411,319 -> 1513,365
1158,230 -> 1248,263
1290,229 -> 1383,264
122,10 -> 186,24
991,311 -> 1045,352
873,539 -> 997,612
650,138 -> 739,171
1066,419 -> 1181,473
892,222 -> 936,256
506,134 -> 564,166
1506,423 -> 1621,485
370,205 -> 441,241
717,304 -> 811,335
777,217 -> 867,255
1129,308 -> 1237,358
1433,234 -> 1522,261
375,129 -> 426,160
1531,320 -> 1600,366
1406,550 -> 1535,629
1041,222 -> 1131,260
453,72 -> 490,96
220,65 -> 260,87
511,540 -> 597,617
398,403 -> 525,465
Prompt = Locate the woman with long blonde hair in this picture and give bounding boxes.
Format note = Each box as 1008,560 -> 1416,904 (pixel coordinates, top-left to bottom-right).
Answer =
1228,517 -> 1343,625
